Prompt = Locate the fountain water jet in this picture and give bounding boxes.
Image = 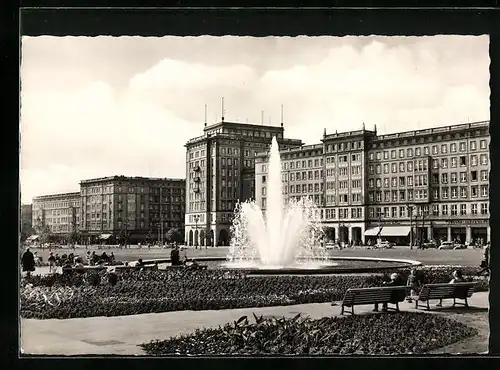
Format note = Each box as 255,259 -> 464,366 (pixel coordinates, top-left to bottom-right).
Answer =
225,136 -> 329,269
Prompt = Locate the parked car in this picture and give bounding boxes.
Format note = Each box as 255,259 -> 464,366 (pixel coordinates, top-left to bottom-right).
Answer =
421,241 -> 438,249
453,243 -> 467,250
438,241 -> 455,250
377,240 -> 395,249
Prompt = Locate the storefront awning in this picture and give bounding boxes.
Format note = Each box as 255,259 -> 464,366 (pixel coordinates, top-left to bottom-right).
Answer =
380,226 -> 411,237
99,234 -> 112,240
27,235 -> 39,241
364,227 -> 381,236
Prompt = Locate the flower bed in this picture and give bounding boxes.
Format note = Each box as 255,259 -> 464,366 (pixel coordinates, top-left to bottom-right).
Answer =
140,312 -> 478,355
20,266 -> 488,319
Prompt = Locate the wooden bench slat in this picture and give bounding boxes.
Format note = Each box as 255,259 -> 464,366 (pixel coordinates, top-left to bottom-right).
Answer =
415,282 -> 476,310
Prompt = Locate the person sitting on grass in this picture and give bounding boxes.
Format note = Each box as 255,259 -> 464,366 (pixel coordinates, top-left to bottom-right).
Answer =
436,270 -> 465,307
373,273 -> 405,312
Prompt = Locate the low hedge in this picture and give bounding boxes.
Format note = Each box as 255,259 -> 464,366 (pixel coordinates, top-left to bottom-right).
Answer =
20,266 -> 488,319
141,312 -> 478,355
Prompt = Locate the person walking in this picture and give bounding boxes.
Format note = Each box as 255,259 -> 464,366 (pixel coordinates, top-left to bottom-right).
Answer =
48,252 -> 56,273
170,245 -> 180,266
21,247 -> 35,277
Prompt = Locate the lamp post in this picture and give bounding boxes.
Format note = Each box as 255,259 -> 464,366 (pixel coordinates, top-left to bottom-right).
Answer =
407,204 -> 414,250
194,215 -> 200,249
377,212 -> 383,246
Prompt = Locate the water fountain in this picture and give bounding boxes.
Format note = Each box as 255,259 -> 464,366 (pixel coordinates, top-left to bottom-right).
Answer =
225,136 -> 330,269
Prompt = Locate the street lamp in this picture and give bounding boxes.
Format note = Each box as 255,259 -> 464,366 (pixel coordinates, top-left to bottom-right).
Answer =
193,215 -> 200,249
407,204 -> 414,250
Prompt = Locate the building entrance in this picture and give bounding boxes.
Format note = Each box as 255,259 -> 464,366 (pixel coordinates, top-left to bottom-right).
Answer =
451,227 -> 466,244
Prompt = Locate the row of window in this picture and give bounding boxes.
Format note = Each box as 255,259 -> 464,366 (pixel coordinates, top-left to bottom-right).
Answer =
368,203 -> 489,219
368,185 -> 489,203
369,139 -> 488,161
325,141 -> 364,153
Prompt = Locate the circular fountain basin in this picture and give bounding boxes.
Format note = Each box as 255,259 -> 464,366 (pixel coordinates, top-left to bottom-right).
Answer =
220,256 -> 421,275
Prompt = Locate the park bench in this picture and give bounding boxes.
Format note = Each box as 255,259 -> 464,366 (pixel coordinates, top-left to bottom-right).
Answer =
414,282 -> 477,311
340,286 -> 408,315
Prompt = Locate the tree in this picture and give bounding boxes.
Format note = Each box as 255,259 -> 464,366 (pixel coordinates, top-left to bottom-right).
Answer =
324,227 -> 336,242
165,228 -> 183,244
38,225 -> 52,245
69,230 -> 81,245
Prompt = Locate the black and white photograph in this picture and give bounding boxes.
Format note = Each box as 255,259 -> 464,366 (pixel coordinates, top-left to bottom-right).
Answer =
19,33 -> 490,355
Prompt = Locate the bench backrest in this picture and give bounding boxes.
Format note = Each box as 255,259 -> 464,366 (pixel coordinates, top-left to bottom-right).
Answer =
343,286 -> 407,306
418,282 -> 476,301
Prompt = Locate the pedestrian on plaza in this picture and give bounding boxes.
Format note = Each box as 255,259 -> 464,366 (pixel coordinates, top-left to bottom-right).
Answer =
48,252 -> 56,273
405,268 -> 424,302
110,252 -> 116,265
170,245 -> 180,266
21,247 -> 35,277
373,273 -> 405,312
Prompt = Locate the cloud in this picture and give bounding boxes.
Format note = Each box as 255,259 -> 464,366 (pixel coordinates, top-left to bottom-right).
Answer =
19,35 -> 490,203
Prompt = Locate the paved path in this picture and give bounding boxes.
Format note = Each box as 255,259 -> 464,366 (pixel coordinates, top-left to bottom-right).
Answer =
20,291 -> 489,355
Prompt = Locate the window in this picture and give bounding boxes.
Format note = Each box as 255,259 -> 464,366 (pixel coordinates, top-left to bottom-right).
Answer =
384,207 -> 390,218
376,179 -> 381,188
451,187 -> 458,199
471,186 -> 478,197
441,158 -> 448,168
470,141 -> 477,151
384,191 -> 390,202
407,161 -> 413,172
460,187 -> 467,198
407,148 -> 413,157
432,159 -> 438,169
384,178 -> 390,188
441,173 -> 448,184
451,204 -> 458,216
451,157 -> 457,168
432,145 -> 438,154
391,207 -> 397,218
481,185 -> 488,197
399,149 -> 405,158
392,177 -> 397,187
460,204 -> 467,215
471,204 -> 478,215
442,188 -> 448,199
460,156 -> 466,166
376,152 -> 382,160
471,155 -> 478,166
432,205 -> 439,216
460,172 -> 467,182
376,192 -> 381,202
415,147 -> 421,156
383,164 -> 389,174
399,162 -> 405,172
441,144 -> 447,153
481,170 -> 488,181
400,206 -> 406,217
480,154 -> 488,165
391,163 -> 397,173
407,176 -> 413,186
451,143 -> 457,152
442,205 -> 448,216
399,190 -> 406,201
399,177 -> 405,186
391,150 -> 396,159
384,151 -> 389,160
481,203 -> 488,215
480,140 -> 487,149
451,173 -> 457,183
433,189 -> 439,199
459,142 -> 466,152
424,146 -> 429,155
376,164 -> 381,174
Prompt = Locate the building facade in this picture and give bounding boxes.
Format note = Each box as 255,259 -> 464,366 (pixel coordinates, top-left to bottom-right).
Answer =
21,204 -> 33,240
32,192 -> 81,235
79,176 -> 185,243
255,121 -> 490,246
185,120 -> 303,247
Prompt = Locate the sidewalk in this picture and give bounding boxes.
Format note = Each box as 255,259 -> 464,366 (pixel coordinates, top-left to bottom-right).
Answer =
20,291 -> 489,356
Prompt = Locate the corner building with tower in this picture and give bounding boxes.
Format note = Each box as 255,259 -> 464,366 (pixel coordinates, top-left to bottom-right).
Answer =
184,120 -> 303,247
255,120 -> 490,246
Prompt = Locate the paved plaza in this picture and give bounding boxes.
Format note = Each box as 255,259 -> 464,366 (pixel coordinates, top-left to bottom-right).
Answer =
21,291 -> 489,356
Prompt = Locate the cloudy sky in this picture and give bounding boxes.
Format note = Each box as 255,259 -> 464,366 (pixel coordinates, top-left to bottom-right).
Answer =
20,35 -> 490,203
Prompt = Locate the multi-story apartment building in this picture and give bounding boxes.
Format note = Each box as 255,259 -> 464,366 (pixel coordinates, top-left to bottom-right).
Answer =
185,120 -> 302,247
255,121 -> 490,246
32,192 -> 81,235
79,176 -> 185,243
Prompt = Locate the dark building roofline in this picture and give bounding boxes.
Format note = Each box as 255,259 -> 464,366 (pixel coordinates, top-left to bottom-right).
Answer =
32,191 -> 81,200
204,121 -> 285,132
80,175 -> 185,184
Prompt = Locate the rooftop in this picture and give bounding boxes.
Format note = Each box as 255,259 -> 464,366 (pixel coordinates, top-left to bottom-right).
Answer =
80,176 -> 185,184
32,192 -> 81,200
